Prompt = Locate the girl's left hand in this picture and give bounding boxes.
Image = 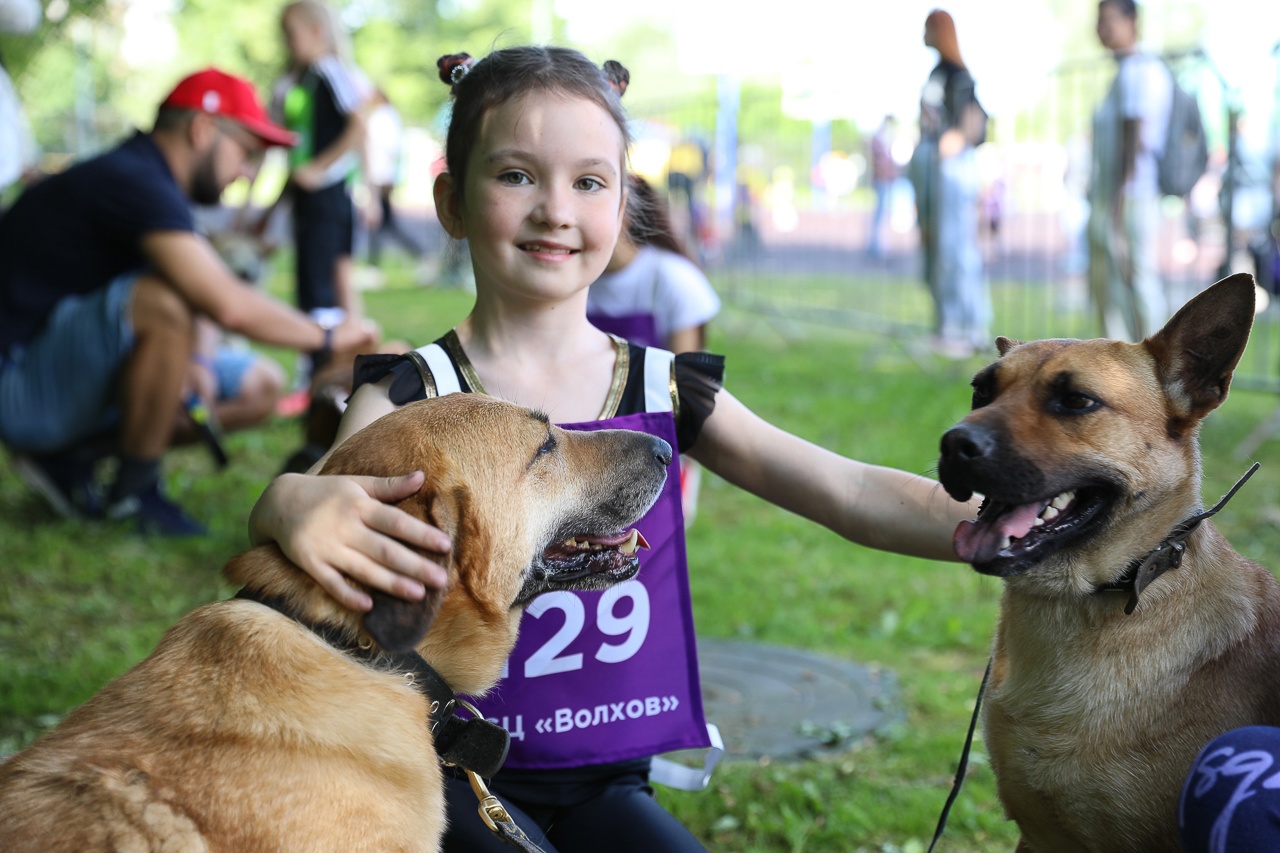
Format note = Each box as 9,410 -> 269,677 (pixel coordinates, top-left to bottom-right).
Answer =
250,471 -> 452,612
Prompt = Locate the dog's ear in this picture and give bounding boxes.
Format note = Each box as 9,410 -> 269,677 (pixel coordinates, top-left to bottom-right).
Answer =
996,336 -> 1022,356
1146,273 -> 1256,421
362,487 -> 459,654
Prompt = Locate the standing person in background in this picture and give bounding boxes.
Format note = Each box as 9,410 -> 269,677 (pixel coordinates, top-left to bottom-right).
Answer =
0,0 -> 41,203
364,86 -> 430,279
1088,0 -> 1172,341
868,114 -> 898,259
666,137 -> 708,261
268,0 -> 370,366
909,8 -> 990,359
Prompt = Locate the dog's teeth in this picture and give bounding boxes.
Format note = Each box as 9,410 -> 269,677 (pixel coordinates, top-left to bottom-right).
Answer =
618,529 -> 640,556
1041,505 -> 1060,522
1051,492 -> 1073,510
1032,516 -> 1046,527
1000,536 -> 1012,551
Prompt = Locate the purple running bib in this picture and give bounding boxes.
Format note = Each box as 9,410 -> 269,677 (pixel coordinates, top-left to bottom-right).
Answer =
588,311 -> 661,350
466,409 -> 711,769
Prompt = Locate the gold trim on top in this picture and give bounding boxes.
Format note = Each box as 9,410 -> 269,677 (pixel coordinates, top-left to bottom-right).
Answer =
441,329 -> 630,422
405,350 -> 439,399
442,330 -> 484,394
669,358 -> 680,422
599,335 -> 629,420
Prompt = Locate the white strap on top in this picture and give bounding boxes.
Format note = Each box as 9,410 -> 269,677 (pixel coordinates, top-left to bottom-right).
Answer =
415,343 -> 462,397
650,723 -> 724,791
643,347 -> 675,414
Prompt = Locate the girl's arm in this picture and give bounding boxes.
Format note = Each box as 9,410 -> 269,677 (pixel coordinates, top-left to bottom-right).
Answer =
247,379 -> 451,610
689,389 -> 977,562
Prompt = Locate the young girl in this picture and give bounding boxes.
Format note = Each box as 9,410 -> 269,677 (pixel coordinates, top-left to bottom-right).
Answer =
250,46 -> 976,852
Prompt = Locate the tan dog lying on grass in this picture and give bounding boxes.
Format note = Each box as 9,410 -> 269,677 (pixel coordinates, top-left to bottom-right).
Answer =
937,273 -> 1280,852
0,394 -> 671,852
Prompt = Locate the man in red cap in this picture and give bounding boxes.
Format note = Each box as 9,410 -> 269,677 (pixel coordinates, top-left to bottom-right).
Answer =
0,67 -> 375,536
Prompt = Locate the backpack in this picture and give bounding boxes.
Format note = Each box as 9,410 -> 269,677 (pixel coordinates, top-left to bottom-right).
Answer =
1157,63 -> 1208,197
943,65 -> 988,147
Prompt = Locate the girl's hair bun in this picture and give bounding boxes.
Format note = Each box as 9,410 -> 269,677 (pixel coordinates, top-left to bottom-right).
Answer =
437,53 -> 474,87
602,59 -> 629,98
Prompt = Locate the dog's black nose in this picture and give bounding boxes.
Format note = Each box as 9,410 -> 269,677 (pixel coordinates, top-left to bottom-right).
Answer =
649,436 -> 673,469
940,423 -> 997,463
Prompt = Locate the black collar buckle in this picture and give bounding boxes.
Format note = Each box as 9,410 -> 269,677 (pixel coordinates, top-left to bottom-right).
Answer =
1098,462 -> 1259,614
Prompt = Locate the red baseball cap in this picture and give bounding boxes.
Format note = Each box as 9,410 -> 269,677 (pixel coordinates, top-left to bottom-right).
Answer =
160,68 -> 297,148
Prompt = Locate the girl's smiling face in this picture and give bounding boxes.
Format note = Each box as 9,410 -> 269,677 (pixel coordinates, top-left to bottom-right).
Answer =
436,92 -> 627,306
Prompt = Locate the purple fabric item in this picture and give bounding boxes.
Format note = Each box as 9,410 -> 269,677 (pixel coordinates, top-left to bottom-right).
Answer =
466,409 -> 710,769
588,312 -> 661,350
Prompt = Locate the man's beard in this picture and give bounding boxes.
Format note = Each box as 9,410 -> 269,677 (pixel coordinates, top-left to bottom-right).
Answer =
190,144 -> 223,206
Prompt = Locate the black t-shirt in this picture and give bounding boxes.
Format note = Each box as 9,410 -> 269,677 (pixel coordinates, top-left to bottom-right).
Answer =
920,60 -> 977,141
0,132 -> 194,352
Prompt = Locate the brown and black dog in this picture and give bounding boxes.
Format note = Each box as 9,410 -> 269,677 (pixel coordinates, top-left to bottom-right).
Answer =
938,273 -> 1280,852
0,393 -> 671,852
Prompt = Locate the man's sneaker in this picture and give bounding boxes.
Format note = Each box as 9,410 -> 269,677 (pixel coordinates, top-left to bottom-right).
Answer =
106,482 -> 207,537
10,449 -> 103,519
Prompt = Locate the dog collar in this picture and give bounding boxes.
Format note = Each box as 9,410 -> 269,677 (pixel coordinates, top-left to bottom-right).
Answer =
233,588 -> 510,777
1095,463 -> 1259,614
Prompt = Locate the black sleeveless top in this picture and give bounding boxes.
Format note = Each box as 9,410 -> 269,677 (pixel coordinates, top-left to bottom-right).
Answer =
353,330 -> 726,452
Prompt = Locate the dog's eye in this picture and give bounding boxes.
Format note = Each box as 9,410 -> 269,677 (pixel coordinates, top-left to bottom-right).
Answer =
536,434 -> 557,457
971,383 -> 993,409
1052,392 -> 1101,414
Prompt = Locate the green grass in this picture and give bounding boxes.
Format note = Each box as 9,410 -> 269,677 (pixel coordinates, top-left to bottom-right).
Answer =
6,264 -> 1280,852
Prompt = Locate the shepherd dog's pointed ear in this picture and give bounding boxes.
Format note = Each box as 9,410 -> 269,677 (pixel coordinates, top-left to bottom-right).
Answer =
996,336 -> 1023,356
1146,273 -> 1256,422
362,488 -> 459,654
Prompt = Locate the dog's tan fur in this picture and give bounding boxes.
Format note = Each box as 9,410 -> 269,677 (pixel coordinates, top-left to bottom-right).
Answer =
0,393 -> 669,852
938,274 -> 1280,852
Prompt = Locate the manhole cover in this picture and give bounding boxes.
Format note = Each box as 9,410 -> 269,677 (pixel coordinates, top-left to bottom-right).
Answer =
669,638 -> 902,763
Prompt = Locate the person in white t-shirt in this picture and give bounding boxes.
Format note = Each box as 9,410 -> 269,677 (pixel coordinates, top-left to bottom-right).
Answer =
587,174 -> 720,354
1088,0 -> 1173,341
364,88 -> 428,269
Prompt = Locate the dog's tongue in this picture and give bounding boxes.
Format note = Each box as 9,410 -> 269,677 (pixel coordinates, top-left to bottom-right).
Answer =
953,502 -> 1041,564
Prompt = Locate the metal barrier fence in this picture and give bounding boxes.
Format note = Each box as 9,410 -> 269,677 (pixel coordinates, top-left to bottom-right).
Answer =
629,51 -> 1280,390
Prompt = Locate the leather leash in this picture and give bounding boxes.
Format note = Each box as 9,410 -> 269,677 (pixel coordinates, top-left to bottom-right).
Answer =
926,658 -> 991,853
462,761 -> 548,853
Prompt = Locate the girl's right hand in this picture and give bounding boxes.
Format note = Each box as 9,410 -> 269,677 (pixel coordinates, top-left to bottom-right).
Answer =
249,471 -> 451,612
